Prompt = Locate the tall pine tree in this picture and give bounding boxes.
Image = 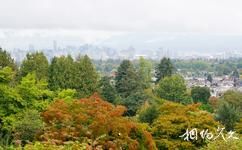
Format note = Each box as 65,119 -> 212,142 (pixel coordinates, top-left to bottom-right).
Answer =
115,60 -> 141,98
138,57 -> 152,89
0,48 -> 16,70
20,52 -> 49,80
48,55 -> 75,90
99,76 -> 117,103
75,55 -> 99,97
155,57 -> 175,83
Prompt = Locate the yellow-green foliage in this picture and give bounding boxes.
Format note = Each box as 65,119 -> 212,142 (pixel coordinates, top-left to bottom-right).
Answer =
56,89 -> 77,101
152,101 -> 219,150
235,118 -> 242,134
23,141 -> 87,150
200,138 -> 242,150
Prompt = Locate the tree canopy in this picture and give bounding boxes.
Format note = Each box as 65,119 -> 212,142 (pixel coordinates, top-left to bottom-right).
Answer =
155,57 -> 175,83
151,102 -> 219,149
115,60 -> 141,98
191,86 -> 211,104
20,52 -> 49,80
138,57 -> 152,88
155,74 -> 187,102
0,48 -> 16,70
40,94 -> 156,149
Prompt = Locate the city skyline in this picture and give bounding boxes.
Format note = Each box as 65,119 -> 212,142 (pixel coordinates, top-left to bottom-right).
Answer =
1,0 -> 242,54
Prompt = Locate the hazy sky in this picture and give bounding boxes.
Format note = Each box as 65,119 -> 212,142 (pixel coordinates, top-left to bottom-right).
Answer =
0,0 -> 242,50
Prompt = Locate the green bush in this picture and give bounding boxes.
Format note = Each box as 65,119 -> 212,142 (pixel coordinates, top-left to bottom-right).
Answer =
24,141 -> 87,150
139,105 -> 160,124
3,109 -> 43,143
201,138 -> 242,150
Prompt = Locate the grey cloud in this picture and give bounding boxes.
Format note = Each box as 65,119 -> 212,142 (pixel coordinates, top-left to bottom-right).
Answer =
0,0 -> 241,34
1,0 -> 242,50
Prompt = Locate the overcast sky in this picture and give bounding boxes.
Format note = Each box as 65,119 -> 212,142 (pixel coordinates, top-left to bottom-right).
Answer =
0,0 -> 242,50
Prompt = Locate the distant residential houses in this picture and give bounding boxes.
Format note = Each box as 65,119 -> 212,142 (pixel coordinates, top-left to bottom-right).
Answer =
185,75 -> 242,97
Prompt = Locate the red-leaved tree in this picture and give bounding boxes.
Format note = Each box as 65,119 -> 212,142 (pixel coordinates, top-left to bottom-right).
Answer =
39,93 -> 156,149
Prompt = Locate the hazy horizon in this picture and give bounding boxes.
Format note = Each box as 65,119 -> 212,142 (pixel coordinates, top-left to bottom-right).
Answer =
1,0 -> 242,53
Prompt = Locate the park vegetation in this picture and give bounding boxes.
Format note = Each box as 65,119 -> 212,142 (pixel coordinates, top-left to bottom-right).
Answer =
0,47 -> 241,149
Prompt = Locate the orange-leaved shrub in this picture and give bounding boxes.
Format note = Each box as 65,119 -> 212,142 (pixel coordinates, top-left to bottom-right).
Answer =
39,93 -> 156,149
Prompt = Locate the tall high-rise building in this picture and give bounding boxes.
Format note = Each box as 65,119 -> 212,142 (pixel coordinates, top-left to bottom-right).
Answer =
53,40 -> 57,51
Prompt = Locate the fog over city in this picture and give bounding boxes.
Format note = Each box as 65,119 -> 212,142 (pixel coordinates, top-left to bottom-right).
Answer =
1,0 -> 242,58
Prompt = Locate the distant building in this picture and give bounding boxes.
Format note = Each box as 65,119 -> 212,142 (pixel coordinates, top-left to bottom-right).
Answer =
185,75 -> 239,97
53,40 -> 57,51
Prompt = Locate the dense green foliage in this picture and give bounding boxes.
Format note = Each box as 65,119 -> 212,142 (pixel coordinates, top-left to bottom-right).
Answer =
215,102 -> 240,131
155,57 -> 175,83
0,48 -> 16,70
214,90 -> 242,131
10,109 -> 43,143
20,52 -> 49,80
207,74 -> 213,83
99,76 -> 117,103
0,51 -> 241,149
48,55 -> 98,97
0,67 -> 23,117
191,86 -> 211,104
115,60 -> 142,98
220,90 -> 242,112
75,55 -> 99,97
48,55 -> 76,90
138,57 -> 152,88
201,138 -> 242,150
122,92 -> 147,116
139,105 -> 160,124
151,102 -> 219,149
155,74 -> 187,102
